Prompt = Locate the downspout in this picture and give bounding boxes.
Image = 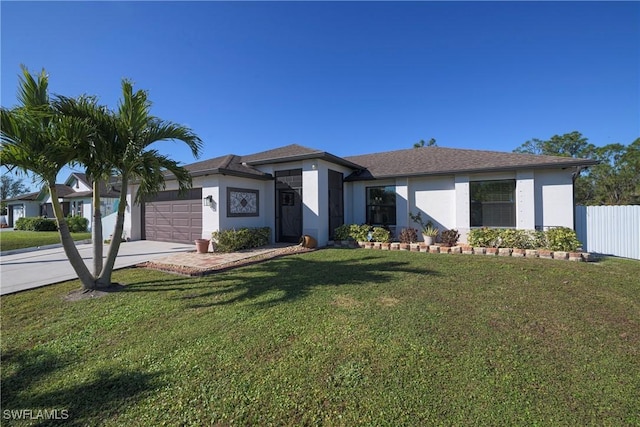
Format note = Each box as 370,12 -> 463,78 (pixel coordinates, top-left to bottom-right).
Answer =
572,166 -> 583,231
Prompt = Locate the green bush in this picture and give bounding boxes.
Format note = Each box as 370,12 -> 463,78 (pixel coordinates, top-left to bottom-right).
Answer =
334,224 -> 373,242
349,224 -> 372,242
333,224 -> 351,240
14,217 -> 33,231
66,215 -> 89,233
467,227 -> 580,251
371,226 -> 391,243
546,227 -> 581,251
467,227 -> 500,248
496,229 -> 539,249
211,227 -> 271,253
14,217 -> 58,232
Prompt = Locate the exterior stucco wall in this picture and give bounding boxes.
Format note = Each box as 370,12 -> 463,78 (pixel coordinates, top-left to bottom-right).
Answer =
410,176 -> 456,235
346,168 -> 574,244
216,176 -> 272,238
534,169 -> 575,229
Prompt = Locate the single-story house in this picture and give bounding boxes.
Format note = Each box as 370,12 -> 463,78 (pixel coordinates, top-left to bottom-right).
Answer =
3,173 -> 120,229
123,144 -> 598,246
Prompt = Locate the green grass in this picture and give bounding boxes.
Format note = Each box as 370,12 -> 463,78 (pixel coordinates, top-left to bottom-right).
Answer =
2,250 -> 639,426
0,231 -> 91,251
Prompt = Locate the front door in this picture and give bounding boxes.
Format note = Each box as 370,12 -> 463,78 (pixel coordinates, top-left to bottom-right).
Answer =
275,169 -> 302,243
328,169 -> 344,239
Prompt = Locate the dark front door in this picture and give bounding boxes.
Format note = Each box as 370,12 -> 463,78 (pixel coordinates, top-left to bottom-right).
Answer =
275,169 -> 302,243
328,169 -> 344,239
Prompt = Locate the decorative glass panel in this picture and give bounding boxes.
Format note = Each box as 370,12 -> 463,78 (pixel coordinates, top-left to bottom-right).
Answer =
227,188 -> 259,217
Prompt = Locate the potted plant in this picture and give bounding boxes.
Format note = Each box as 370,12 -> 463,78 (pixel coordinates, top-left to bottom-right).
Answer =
409,212 -> 439,245
195,238 -> 210,254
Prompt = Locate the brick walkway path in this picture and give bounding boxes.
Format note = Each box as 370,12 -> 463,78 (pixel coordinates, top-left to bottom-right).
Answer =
141,243 -> 312,276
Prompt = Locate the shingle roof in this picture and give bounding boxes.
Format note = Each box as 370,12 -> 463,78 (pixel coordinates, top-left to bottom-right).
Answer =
3,191 -> 40,203
343,146 -> 599,180
181,144 -> 362,180
184,154 -> 273,180
241,144 -> 363,169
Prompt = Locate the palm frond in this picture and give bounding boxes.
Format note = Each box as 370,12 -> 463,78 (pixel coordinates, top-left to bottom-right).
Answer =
16,65 -> 50,109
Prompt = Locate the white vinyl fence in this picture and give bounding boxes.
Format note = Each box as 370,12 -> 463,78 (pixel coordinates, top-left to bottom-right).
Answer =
575,205 -> 640,260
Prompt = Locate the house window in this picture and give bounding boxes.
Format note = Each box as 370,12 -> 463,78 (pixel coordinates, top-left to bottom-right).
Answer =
366,186 -> 396,226
470,180 -> 516,227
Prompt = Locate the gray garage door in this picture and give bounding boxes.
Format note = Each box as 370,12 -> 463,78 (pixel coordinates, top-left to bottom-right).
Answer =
144,188 -> 202,244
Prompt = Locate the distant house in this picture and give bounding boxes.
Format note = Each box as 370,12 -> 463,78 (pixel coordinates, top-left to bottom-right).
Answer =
3,173 -> 120,229
122,144 -> 598,246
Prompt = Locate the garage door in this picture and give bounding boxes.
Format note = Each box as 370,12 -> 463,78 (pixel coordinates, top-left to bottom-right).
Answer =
144,188 -> 202,244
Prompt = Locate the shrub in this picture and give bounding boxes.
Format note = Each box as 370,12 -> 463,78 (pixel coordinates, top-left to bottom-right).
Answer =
14,217 -> 34,231
468,227 -> 579,251
440,229 -> 460,246
14,217 -> 57,231
533,230 -> 548,250
467,227 -> 500,247
349,224 -> 372,242
334,224 -> 351,240
371,226 -> 391,243
66,216 -> 89,233
398,227 -> 418,244
33,218 -> 58,231
546,227 -> 581,251
496,229 -> 538,249
334,224 -> 372,242
211,227 -> 271,253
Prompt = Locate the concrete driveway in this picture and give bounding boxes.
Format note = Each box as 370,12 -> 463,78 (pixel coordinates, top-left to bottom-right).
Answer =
0,241 -> 194,295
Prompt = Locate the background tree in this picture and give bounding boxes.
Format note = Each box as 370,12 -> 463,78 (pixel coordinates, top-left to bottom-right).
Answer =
513,131 -> 594,158
0,175 -> 29,214
514,131 -> 639,205
413,138 -> 437,148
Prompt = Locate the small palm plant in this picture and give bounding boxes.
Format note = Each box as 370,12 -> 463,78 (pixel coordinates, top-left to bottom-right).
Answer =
409,212 -> 439,237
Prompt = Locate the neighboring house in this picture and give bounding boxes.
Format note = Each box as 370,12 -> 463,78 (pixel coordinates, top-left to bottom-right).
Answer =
123,144 -> 598,246
3,173 -> 120,229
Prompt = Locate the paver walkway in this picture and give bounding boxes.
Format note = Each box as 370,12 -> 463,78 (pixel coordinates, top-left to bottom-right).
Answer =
143,243 -> 310,275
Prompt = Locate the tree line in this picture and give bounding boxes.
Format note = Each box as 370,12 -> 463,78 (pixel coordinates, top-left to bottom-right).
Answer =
514,131 -> 640,205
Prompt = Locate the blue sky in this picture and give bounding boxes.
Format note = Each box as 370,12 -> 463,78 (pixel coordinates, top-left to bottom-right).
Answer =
2,1 -> 638,188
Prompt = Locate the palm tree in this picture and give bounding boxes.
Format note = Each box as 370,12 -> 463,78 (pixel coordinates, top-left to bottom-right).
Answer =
74,80 -> 202,288
53,95 -> 116,277
2,68 -> 202,290
1,66 -> 96,287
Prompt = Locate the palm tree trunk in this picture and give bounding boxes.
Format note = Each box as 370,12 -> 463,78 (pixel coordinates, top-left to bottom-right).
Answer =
97,175 -> 128,287
92,180 -> 103,276
49,184 -> 96,289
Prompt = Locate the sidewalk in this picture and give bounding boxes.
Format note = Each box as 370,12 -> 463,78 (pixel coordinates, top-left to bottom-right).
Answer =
0,241 -> 194,295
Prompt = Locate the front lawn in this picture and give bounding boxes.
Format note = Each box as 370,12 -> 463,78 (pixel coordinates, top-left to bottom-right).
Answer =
2,250 -> 638,425
0,230 -> 91,252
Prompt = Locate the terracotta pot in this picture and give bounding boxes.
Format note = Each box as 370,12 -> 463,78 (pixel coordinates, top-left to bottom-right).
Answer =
299,235 -> 317,248
195,239 -> 210,254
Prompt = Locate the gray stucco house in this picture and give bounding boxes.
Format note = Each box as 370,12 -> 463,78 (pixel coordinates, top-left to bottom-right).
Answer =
123,144 -> 598,246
